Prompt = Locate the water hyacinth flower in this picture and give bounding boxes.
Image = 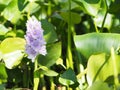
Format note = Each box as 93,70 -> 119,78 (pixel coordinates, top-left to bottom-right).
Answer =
25,16 -> 47,62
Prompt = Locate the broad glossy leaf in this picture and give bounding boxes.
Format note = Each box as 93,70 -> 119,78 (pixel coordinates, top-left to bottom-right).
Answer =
93,0 -> 113,29
87,53 -> 111,85
87,52 -> 120,85
0,38 -> 25,53
3,50 -> 24,69
60,12 -> 81,24
23,2 -> 40,14
0,24 -> 10,35
72,0 -> 101,16
74,33 -> 120,61
0,38 -> 25,69
1,0 -> 21,24
38,42 -> 61,67
87,81 -> 111,90
41,19 -> 58,44
59,68 -> 77,86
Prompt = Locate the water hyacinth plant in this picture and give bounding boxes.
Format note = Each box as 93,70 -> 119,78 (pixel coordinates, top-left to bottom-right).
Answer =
25,16 -> 47,90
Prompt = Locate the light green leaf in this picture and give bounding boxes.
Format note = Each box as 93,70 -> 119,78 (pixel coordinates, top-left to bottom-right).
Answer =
87,53 -> 111,85
0,24 -> 10,35
72,0 -> 101,16
87,52 -> 120,85
0,37 -> 25,69
1,0 -> 21,24
3,50 -> 24,69
0,38 -> 25,54
23,2 -> 40,14
93,0 -> 113,29
0,0 -> 12,5
87,81 -> 112,90
74,33 -> 120,61
39,66 -> 58,76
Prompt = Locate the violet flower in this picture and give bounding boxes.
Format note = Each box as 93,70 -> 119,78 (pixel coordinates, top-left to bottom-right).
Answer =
25,16 -> 47,62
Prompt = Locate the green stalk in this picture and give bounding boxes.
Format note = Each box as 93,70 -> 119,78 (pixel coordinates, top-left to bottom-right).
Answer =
27,1 -> 32,18
33,56 -> 39,90
66,0 -> 73,69
50,78 -> 55,90
100,0 -> 108,32
94,21 -> 99,33
111,47 -> 119,89
48,0 -> 52,22
40,74 -> 46,90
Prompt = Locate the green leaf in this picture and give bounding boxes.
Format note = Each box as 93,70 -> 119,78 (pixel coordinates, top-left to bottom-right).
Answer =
59,0 -> 79,10
39,66 -> 58,76
0,0 -> 12,11
41,19 -> 58,44
0,38 -> 25,53
16,29 -> 25,38
87,53 -> 111,85
0,24 -> 10,35
60,12 -> 81,24
38,42 -> 61,67
0,63 -> 8,84
5,30 -> 16,37
87,81 -> 112,90
87,52 -> 120,85
3,50 -> 24,69
0,0 -> 12,5
59,68 -> 77,86
93,0 -> 113,29
0,38 -> 25,69
74,33 -> 120,61
1,0 -> 21,24
23,2 -> 40,14
18,0 -> 29,11
72,0 -> 101,16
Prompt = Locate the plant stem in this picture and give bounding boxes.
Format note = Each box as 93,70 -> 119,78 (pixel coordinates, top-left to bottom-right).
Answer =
66,0 -> 73,69
33,56 -> 39,90
48,0 -> 51,22
50,77 -> 55,90
111,47 -> 120,89
100,0 -> 108,32
94,21 -> 99,33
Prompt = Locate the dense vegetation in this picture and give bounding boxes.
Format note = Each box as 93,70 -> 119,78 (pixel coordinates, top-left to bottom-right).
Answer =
0,0 -> 120,90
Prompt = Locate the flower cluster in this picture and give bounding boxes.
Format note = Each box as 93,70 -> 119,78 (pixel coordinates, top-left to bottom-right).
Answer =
25,16 -> 47,62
